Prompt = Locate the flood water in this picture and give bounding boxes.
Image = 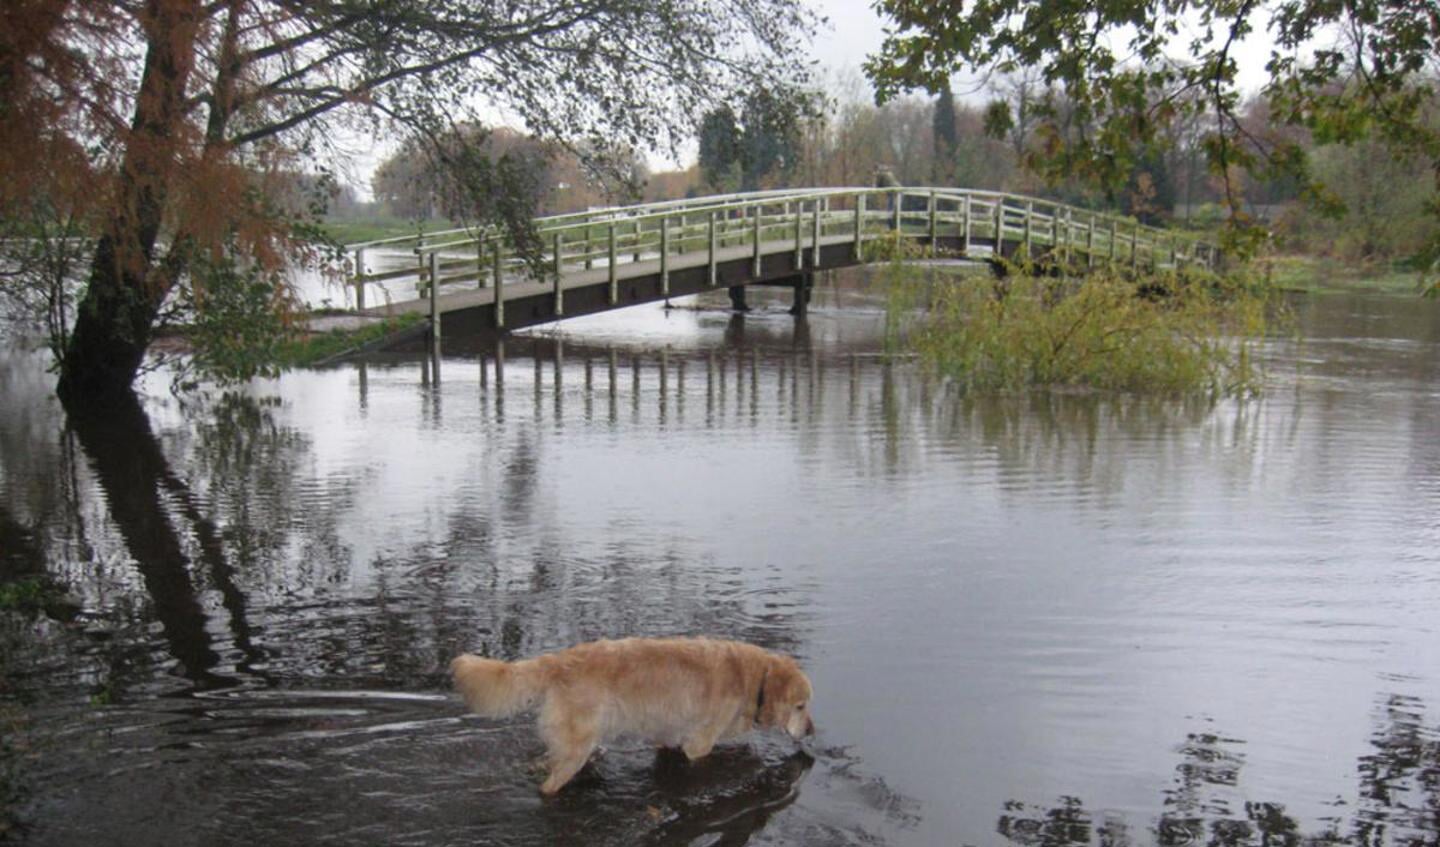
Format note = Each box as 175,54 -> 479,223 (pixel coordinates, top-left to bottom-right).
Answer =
2,271 -> 1438,846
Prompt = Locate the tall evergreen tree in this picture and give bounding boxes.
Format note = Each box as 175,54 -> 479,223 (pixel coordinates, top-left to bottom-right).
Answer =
932,79 -> 958,184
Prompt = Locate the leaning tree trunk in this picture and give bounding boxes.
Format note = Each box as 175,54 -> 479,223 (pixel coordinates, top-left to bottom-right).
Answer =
56,0 -> 201,409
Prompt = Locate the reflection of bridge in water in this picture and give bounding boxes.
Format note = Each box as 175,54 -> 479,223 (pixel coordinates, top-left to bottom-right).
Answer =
374,332 -> 907,431
342,187 -> 1222,349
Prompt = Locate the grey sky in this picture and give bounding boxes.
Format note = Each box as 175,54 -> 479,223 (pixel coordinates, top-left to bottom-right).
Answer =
806,0 -> 1276,99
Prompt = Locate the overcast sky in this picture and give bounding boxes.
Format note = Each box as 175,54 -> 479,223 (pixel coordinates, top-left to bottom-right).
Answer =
810,0 -> 888,77
808,0 -> 1275,96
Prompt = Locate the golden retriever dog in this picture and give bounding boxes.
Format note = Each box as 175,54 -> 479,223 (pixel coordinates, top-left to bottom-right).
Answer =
451,637 -> 815,794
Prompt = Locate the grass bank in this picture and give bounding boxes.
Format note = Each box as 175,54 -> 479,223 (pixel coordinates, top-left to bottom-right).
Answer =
319,216 -> 463,246
277,313 -> 425,366
1256,254 -> 1432,295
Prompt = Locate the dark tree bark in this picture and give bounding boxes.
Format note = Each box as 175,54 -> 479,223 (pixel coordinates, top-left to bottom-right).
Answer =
56,0 -> 202,408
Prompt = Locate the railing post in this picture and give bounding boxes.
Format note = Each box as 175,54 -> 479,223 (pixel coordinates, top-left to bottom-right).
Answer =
793,201 -> 803,267
854,193 -> 865,260
428,250 -> 440,347
1061,208 -> 1071,263
708,211 -> 718,287
493,240 -> 505,328
928,190 -> 937,247
353,247 -> 366,310
962,194 -> 972,254
476,238 -> 486,289
752,204 -> 762,277
633,219 -> 642,263
1131,222 -> 1140,270
416,234 -> 427,296
1085,215 -> 1095,268
995,199 -> 1003,248
608,222 -> 618,304
1023,200 -> 1033,255
552,231 -> 564,316
811,198 -> 822,266
660,216 -> 670,297
892,188 -> 902,231
1110,219 -> 1119,263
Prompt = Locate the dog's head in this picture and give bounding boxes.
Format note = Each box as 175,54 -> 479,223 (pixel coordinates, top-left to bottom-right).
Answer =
759,656 -> 815,739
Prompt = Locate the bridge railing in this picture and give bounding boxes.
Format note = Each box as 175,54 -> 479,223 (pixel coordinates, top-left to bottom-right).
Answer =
341,187 -> 1221,313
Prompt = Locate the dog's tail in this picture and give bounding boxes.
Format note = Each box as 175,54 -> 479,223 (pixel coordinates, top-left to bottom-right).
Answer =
450,654 -> 547,717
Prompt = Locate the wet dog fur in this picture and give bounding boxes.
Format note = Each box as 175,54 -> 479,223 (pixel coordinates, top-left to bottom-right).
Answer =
451,637 -> 816,794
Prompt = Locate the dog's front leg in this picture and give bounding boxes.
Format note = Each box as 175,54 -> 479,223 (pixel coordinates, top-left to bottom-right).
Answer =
680,723 -> 725,761
538,706 -> 600,795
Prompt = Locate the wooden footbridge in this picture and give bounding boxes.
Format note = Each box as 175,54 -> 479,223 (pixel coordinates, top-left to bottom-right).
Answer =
341,187 -> 1221,344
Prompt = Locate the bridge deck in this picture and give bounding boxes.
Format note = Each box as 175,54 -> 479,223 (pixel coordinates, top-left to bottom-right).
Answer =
362,233 -> 865,319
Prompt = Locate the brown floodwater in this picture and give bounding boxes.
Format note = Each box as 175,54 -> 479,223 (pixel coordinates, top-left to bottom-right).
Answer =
1,271 -> 1437,846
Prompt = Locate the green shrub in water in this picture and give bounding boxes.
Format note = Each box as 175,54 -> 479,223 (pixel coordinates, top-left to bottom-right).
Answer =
889,262 -> 1271,395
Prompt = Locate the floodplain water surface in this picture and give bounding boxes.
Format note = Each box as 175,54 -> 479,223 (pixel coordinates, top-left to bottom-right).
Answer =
1,271 -> 1438,846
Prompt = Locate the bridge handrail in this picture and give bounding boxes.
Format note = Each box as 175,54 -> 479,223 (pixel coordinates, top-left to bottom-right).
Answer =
386,187 -> 1208,256
340,186 -> 1221,311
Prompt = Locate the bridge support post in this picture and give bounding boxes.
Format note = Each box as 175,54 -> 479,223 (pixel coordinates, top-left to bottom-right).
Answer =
728,285 -> 750,312
495,339 -> 505,390
752,207 -> 762,276
428,251 -> 440,355
608,223 -> 618,303
854,194 -> 865,260
353,247 -> 366,310
552,232 -> 563,316
660,215 -> 671,297
707,212 -> 718,287
494,242 -> 505,328
791,273 -> 812,316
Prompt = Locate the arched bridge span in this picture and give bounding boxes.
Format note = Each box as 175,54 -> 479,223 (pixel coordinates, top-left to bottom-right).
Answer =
342,187 -> 1221,342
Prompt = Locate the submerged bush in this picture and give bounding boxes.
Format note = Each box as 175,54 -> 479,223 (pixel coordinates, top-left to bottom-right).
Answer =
888,262 -> 1271,395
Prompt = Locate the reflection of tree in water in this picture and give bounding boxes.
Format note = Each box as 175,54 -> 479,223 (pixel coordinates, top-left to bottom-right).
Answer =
1353,694 -> 1439,846
62,390 -> 272,692
8,374 -> 821,690
997,696 -> 1439,847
